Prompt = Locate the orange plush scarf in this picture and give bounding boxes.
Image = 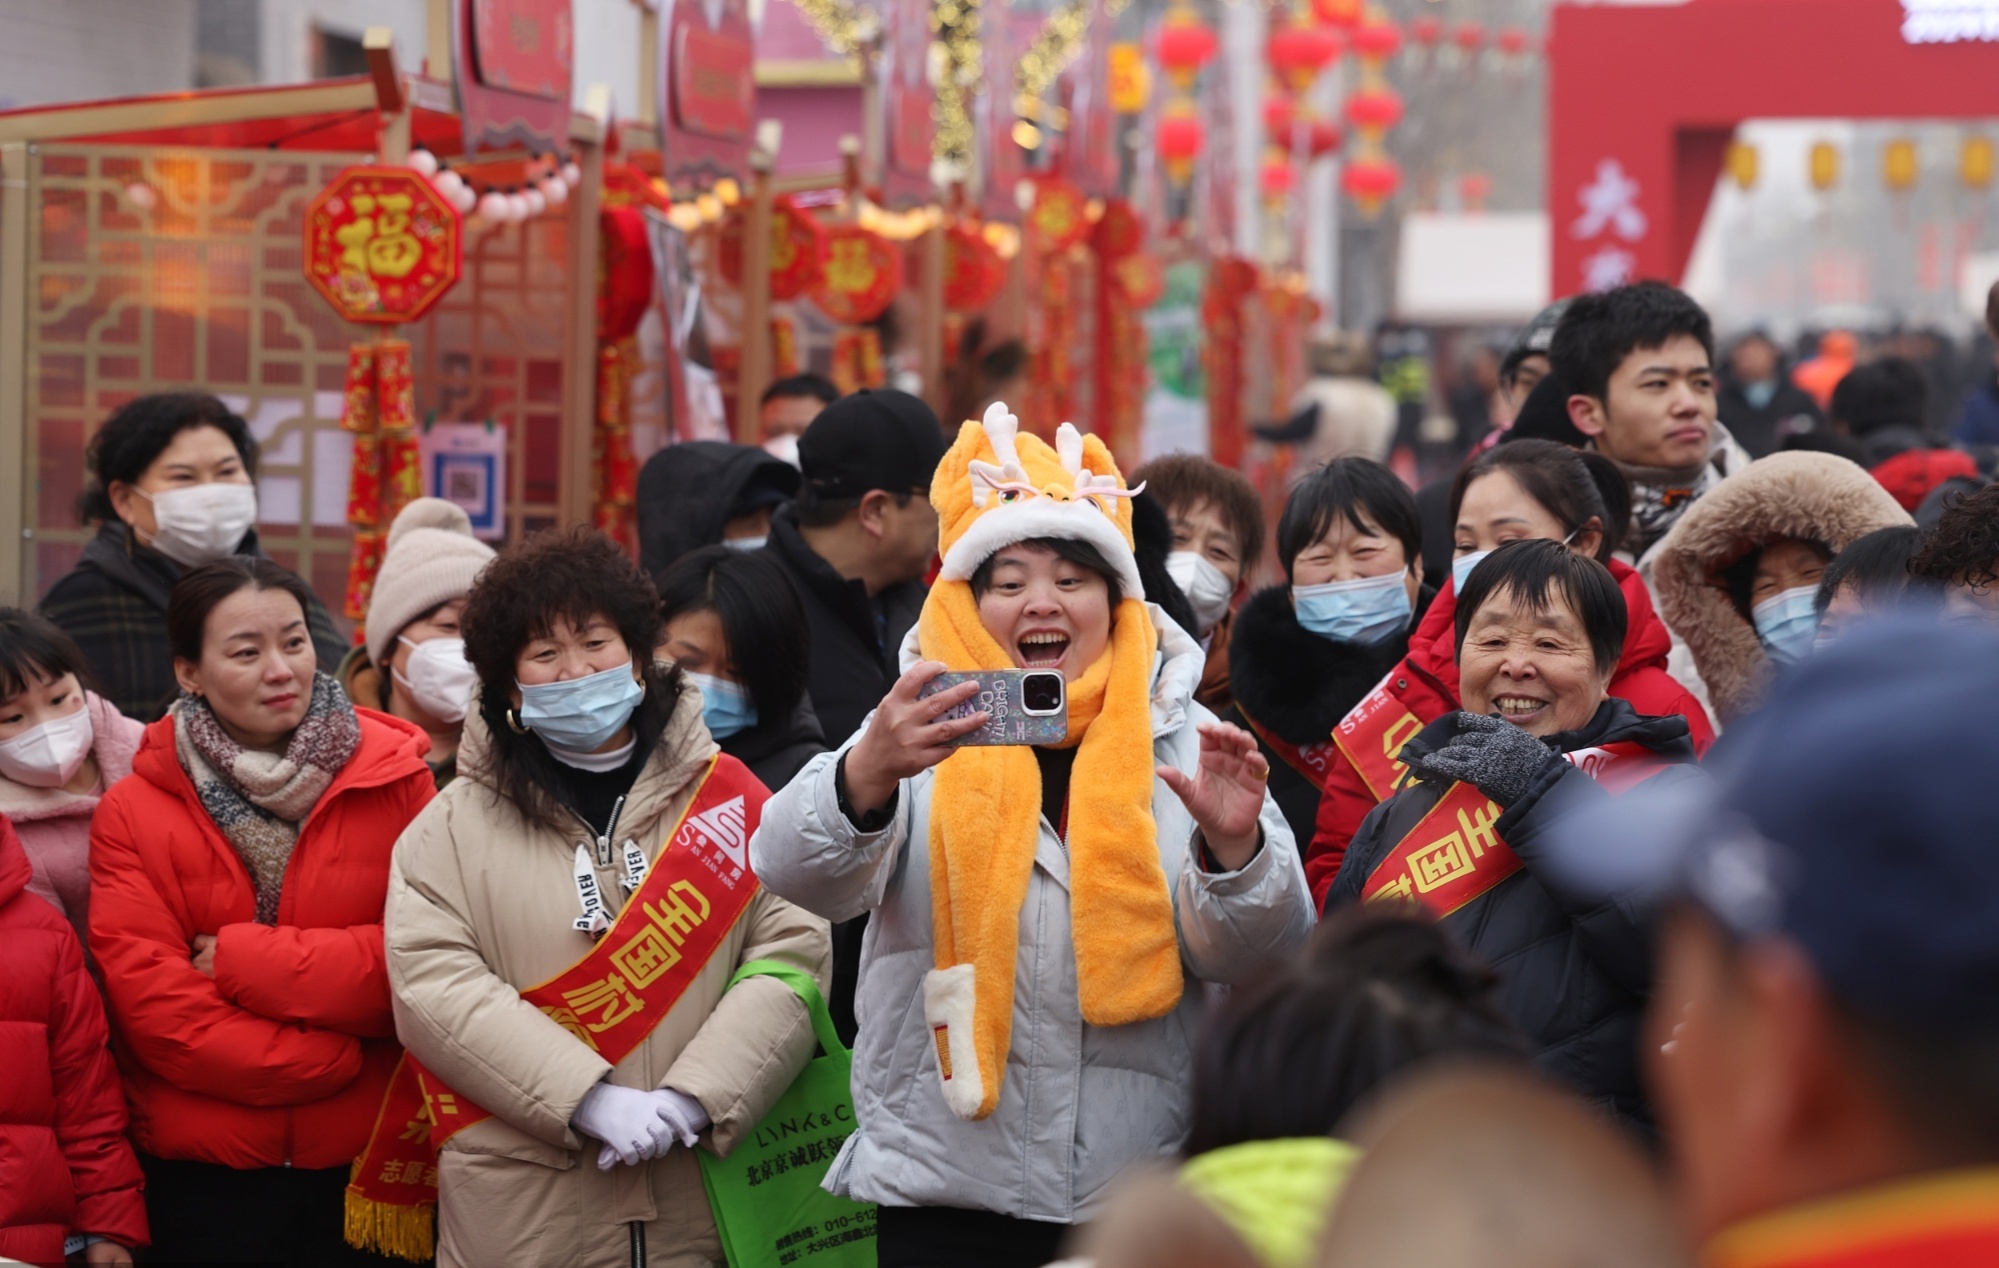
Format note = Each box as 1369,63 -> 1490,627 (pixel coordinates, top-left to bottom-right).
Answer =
918,580 -> 1182,1120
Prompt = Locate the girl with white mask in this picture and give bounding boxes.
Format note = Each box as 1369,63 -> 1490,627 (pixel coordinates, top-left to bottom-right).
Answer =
0,609 -> 145,949
335,498 -> 496,788
41,393 -> 346,723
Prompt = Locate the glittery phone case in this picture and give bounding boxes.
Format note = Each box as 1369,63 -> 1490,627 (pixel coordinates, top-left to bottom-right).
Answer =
919,670 -> 1070,747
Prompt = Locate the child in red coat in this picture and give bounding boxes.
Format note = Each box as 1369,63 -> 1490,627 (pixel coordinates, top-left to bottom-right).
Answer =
0,812 -> 146,1264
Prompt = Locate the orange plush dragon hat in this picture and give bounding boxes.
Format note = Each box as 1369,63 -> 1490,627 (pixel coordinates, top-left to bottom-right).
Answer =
917,403 -> 1183,1120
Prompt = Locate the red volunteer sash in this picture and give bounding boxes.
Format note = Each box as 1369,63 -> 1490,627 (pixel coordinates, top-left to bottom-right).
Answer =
1360,741 -> 1674,920
1701,1167 -> 1999,1268
1331,675 -> 1426,803
1236,705 -> 1340,793
344,756 -> 764,1262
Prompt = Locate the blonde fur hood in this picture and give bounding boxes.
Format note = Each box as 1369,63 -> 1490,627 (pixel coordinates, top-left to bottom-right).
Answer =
1651,452 -> 1911,725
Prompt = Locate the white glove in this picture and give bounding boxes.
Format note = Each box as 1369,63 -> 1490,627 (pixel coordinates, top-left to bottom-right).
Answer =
655,1087 -> 711,1148
571,1082 -> 676,1171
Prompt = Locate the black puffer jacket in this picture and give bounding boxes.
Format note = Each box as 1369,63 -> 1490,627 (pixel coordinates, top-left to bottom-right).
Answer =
1325,699 -> 1700,1126
719,695 -> 828,796
1221,584 -> 1412,850
759,506 -> 927,747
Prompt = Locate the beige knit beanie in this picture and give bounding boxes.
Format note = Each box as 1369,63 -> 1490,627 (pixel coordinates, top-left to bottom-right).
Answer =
365,497 -> 496,667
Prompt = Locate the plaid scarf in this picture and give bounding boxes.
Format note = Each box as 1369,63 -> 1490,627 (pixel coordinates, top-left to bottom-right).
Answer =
174,671 -> 361,923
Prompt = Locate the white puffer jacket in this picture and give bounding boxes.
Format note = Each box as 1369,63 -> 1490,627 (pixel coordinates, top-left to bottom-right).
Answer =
748,608 -> 1314,1224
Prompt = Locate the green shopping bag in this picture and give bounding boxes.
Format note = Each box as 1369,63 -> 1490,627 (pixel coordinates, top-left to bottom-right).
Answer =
698,960 -> 877,1268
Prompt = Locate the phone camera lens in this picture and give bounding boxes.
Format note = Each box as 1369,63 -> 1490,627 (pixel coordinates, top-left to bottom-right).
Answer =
1022,672 -> 1064,713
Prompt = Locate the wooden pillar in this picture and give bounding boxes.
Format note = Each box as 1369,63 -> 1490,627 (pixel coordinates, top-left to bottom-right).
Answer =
737,157 -> 776,444
559,132 -> 606,527
918,215 -> 946,418
0,142 -> 30,601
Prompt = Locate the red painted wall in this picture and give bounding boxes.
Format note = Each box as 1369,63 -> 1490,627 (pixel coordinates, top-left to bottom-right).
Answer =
1547,0 -> 1999,296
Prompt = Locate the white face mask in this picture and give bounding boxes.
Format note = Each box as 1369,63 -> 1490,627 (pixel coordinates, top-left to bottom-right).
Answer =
722,535 -> 767,552
1165,550 -> 1234,638
762,433 -> 801,467
393,636 -> 479,725
137,482 -> 258,568
0,706 -> 95,789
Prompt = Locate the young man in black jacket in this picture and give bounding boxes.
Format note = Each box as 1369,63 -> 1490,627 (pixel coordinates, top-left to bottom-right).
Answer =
759,389 -> 947,748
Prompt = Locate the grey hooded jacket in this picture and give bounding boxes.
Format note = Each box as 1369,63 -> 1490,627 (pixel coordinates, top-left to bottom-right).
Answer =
748,609 -> 1314,1224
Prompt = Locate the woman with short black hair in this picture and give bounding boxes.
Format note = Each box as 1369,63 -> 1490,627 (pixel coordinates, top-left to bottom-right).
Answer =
382,526 -> 828,1268
657,545 -> 826,792
1303,440 -> 1712,907
1222,458 -> 1433,857
40,394 -> 344,722
87,556 -> 436,1264
1326,539 -> 1704,1128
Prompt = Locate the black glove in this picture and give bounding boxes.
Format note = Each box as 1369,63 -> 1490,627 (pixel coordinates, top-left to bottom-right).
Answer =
1416,711 -> 1558,808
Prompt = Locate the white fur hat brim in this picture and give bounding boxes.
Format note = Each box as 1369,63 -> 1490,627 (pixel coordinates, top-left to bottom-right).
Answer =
937,497 -> 1146,601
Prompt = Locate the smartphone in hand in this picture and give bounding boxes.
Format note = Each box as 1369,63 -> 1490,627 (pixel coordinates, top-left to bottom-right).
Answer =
919,669 -> 1068,747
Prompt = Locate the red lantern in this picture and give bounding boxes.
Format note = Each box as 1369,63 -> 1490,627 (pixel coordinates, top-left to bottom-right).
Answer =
1158,9 -> 1220,87
812,225 -> 903,324
1029,178 -> 1092,251
1112,254 -> 1165,308
944,225 -> 1006,312
1343,86 -> 1405,134
717,196 -> 830,300
1496,26 -> 1533,56
1263,95 -> 1296,137
1304,118 -> 1342,158
597,207 -> 655,342
1310,0 -> 1363,30
1342,155 -> 1402,212
1092,198 -> 1145,260
1349,16 -> 1403,63
1157,109 -> 1205,184
1267,20 -> 1343,93
1410,16 -> 1444,48
1452,21 -> 1487,53
1260,155 -> 1297,200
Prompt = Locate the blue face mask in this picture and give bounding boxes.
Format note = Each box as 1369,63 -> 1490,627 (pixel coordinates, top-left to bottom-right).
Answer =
1293,571 -> 1413,646
687,671 -> 759,740
1451,549 -> 1492,596
1752,585 -> 1820,665
516,663 -> 645,751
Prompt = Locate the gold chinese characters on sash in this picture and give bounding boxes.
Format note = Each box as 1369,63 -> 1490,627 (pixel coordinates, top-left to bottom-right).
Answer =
1332,675 -> 1425,804
1360,781 -> 1517,919
345,755 -> 767,1262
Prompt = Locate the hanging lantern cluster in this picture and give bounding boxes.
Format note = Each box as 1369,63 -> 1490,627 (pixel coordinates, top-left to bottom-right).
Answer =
1260,3 -> 1349,212
404,148 -> 580,228
1155,0 -> 1219,191
1341,8 -> 1403,217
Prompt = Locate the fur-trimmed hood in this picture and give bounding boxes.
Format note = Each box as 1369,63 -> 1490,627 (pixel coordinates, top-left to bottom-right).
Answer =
1651,452 -> 1911,725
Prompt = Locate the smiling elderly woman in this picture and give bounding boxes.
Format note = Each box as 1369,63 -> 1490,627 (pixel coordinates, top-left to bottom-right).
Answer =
1324,538 -> 1703,1128
750,407 -> 1313,1268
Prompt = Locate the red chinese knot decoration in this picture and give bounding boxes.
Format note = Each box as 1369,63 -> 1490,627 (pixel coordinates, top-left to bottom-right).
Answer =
303,166 -> 462,324
1029,179 -> 1091,252
944,226 -> 1006,313
811,225 -> 903,325
719,197 -> 830,301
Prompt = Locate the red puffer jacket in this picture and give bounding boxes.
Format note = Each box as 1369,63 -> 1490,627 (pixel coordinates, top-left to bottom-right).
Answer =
88,708 -> 434,1169
0,814 -> 147,1263
1303,557 -> 1714,904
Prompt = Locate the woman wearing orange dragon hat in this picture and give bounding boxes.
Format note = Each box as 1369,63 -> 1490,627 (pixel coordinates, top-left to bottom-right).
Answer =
751,404 -> 1315,1268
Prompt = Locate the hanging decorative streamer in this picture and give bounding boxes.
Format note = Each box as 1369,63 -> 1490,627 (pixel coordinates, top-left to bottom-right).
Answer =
340,339 -> 421,625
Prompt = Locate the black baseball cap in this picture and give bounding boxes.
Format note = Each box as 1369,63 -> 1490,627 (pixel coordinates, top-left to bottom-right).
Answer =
1548,618 -> 1999,1032
1500,299 -> 1572,382
797,389 -> 949,501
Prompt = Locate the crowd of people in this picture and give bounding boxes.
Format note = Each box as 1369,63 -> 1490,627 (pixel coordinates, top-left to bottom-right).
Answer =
4,277 -> 1999,1268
